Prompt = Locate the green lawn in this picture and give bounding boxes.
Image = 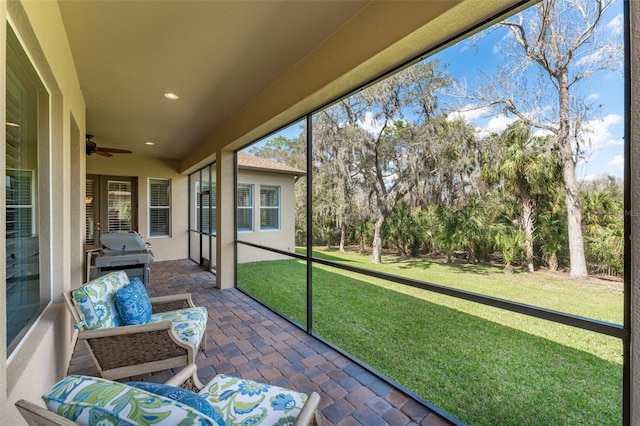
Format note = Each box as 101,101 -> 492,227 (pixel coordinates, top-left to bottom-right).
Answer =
237,247 -> 623,425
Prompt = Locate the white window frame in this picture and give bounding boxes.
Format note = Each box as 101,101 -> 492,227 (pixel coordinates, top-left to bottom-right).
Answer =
148,178 -> 171,238
237,184 -> 254,232
260,185 -> 280,231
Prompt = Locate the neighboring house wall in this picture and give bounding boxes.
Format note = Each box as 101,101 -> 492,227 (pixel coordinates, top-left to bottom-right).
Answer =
87,155 -> 189,261
236,169 -> 298,264
1,1 -> 86,424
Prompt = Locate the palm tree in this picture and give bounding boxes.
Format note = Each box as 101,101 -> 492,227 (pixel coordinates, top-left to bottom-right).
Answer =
483,121 -> 562,272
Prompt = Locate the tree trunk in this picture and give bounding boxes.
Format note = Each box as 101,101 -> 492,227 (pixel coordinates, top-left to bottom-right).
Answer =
468,241 -> 477,264
372,215 -> 384,264
548,252 -> 558,271
558,70 -> 588,279
339,221 -> 347,253
521,194 -> 536,273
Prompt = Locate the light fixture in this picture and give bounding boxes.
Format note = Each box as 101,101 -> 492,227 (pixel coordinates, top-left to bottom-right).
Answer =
145,141 -> 155,146
164,92 -> 179,100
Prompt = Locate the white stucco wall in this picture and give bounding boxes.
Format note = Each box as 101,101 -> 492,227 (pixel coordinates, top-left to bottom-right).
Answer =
1,1 -> 86,424
236,169 -> 299,264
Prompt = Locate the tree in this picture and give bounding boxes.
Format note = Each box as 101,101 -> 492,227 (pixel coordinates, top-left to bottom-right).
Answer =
465,0 -> 621,279
482,121 -> 562,272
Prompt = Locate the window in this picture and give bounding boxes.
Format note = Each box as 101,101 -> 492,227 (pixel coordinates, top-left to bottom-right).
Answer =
6,24 -> 50,352
237,184 -> 253,231
149,179 -> 170,237
107,180 -> 133,232
260,186 -> 280,230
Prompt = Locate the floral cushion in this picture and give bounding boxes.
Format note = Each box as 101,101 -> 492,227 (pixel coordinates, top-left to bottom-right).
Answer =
72,271 -> 130,329
199,374 -> 308,426
115,277 -> 153,325
43,375 -> 224,426
149,307 -> 208,349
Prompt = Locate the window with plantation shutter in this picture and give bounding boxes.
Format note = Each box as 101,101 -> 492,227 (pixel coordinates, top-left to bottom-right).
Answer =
6,24 -> 49,353
237,184 -> 253,232
260,186 -> 280,230
149,179 -> 170,237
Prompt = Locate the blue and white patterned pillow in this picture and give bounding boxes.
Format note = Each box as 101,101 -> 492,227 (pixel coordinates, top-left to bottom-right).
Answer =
71,271 -> 130,329
43,375 -> 224,426
125,381 -> 223,422
115,277 -> 153,325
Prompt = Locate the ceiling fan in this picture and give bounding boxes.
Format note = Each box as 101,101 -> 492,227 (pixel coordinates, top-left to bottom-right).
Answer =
86,134 -> 132,157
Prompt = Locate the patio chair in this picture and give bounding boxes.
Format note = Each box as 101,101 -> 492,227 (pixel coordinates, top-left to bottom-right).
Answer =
15,363 -> 322,425
63,270 -> 208,381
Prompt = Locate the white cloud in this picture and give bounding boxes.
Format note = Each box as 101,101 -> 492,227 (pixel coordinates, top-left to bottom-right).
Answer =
447,104 -> 492,122
580,113 -> 623,151
484,114 -> 517,135
607,13 -> 624,37
357,111 -> 384,135
586,93 -> 600,102
607,155 -> 624,169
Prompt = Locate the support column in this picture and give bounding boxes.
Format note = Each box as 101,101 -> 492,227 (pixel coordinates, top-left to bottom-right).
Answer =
215,148 -> 236,289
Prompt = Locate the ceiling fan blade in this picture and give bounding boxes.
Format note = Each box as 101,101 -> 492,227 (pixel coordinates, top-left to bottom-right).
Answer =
95,151 -> 113,157
97,147 -> 132,154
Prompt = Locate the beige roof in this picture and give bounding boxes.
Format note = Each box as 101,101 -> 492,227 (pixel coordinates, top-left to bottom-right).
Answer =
237,152 -> 306,177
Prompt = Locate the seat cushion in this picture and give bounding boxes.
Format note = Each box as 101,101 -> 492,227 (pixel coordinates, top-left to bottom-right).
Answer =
72,271 -> 130,329
199,374 -> 309,426
43,375 -> 224,426
115,277 -> 152,325
125,381 -> 222,422
149,307 -> 207,349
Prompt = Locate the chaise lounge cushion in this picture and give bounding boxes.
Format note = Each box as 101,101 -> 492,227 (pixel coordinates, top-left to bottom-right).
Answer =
199,374 -> 309,426
149,307 -> 208,349
71,271 -> 130,329
115,277 -> 153,325
43,375 -> 225,426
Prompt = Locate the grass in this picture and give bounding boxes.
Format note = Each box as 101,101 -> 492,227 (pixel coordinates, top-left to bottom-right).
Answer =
236,247 -> 623,425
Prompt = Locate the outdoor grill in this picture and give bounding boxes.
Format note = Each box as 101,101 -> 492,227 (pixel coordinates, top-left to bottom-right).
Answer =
95,232 -> 154,285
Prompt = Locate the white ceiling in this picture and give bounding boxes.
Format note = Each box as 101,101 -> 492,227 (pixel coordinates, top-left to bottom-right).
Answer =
58,0 -> 524,167
58,1 -> 369,160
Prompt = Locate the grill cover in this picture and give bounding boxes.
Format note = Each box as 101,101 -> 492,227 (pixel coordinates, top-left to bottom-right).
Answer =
95,232 -> 154,268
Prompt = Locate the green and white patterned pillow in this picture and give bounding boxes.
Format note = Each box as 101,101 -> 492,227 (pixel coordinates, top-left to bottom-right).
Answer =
199,374 -> 308,426
72,271 -> 130,329
43,375 -> 225,426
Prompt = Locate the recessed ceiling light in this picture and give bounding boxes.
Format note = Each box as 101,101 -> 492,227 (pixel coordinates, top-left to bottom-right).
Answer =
164,92 -> 179,100
145,141 -> 155,146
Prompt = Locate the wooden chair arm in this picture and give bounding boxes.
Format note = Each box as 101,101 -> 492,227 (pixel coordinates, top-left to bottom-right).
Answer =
15,399 -> 77,426
78,320 -> 176,339
163,362 -> 205,391
294,391 -> 321,426
149,293 -> 195,312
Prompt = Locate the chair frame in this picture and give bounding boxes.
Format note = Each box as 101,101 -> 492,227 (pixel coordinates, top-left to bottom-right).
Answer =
16,364 -> 322,426
64,290 -> 206,381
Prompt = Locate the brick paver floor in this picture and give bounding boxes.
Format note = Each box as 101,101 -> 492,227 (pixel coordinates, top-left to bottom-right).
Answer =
68,259 -> 457,426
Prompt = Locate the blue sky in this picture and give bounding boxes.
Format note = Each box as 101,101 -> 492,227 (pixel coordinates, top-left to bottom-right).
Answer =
437,0 -> 625,181
251,1 -> 625,182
